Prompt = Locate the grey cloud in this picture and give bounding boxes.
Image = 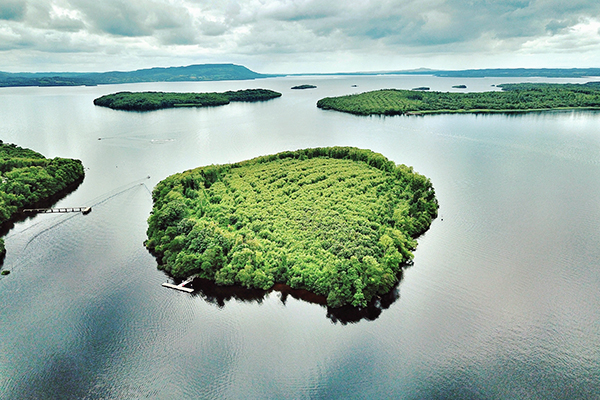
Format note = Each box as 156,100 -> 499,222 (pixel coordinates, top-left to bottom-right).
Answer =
156,26 -> 199,45
70,0 -> 154,36
0,0 -> 27,21
277,0 -> 600,49
47,15 -> 85,32
69,0 -> 193,37
19,1 -> 85,32
2,0 -> 600,71
545,19 -> 575,35
259,1 -> 341,22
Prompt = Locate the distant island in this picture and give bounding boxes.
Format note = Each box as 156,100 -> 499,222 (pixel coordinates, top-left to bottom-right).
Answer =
429,68 -> 600,78
0,142 -> 85,260
291,84 -> 317,89
94,89 -> 282,111
0,64 -> 275,87
317,82 -> 600,115
145,147 -> 438,308
452,85 -> 467,89
288,67 -> 600,78
412,87 -> 430,91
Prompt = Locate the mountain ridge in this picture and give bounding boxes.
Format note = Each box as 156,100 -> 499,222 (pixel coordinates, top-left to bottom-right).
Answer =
2,65 -> 600,87
0,64 -> 275,87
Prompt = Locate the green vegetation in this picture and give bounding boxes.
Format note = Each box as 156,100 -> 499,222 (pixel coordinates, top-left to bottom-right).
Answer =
0,141 -> 85,259
0,64 -> 275,87
431,68 -> 600,78
146,147 -> 438,308
316,82 -> 600,115
291,85 -> 317,89
412,87 -> 430,91
94,89 -> 282,111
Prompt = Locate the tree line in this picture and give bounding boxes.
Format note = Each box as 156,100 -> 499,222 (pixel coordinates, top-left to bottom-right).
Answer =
94,89 -> 282,111
316,83 -> 600,115
0,142 -> 85,258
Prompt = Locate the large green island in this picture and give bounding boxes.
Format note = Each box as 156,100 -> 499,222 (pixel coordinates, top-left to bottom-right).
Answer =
0,142 -> 85,259
317,82 -> 600,115
145,147 -> 438,308
94,89 -> 282,111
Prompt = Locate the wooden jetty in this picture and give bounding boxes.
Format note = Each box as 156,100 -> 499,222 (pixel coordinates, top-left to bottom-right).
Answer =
23,206 -> 92,215
162,276 -> 196,293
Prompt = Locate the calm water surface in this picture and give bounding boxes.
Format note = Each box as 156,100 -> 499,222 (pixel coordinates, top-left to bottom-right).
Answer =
0,76 -> 599,399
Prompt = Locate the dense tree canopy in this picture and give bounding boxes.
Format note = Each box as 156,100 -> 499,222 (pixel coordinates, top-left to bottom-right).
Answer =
291,85 -> 317,89
0,141 -> 85,258
316,82 -> 600,115
94,89 -> 282,111
146,147 -> 438,308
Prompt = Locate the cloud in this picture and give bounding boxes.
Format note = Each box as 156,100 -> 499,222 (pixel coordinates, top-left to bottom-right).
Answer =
0,0 -> 27,21
1,0 -> 600,72
521,18 -> 600,53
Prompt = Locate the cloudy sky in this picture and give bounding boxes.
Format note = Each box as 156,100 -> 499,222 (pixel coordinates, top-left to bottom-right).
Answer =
1,0 -> 600,73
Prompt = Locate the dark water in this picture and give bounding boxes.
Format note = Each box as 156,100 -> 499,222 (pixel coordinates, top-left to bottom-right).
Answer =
1,76 -> 599,399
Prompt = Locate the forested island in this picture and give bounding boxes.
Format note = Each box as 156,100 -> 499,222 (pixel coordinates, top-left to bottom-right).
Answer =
291,85 -> 317,89
94,89 -> 282,111
145,147 -> 438,308
0,142 -> 85,259
316,82 -> 600,115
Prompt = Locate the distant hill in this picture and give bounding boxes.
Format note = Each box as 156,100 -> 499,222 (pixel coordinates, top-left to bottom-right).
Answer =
0,64 -> 274,87
3,65 -> 600,88
428,68 -> 600,78
290,68 -> 600,78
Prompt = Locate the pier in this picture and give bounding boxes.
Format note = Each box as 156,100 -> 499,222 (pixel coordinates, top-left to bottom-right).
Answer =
23,207 -> 92,215
162,276 -> 196,293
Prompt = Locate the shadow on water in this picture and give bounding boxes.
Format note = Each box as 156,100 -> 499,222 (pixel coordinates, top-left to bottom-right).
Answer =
172,272 -> 403,325
0,177 -> 85,237
0,177 -> 84,266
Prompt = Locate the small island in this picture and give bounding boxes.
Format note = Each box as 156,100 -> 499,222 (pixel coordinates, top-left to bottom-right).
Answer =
452,85 -> 467,89
412,87 -> 430,91
316,82 -> 600,115
145,147 -> 438,308
291,84 -> 317,90
0,141 -> 85,259
94,89 -> 282,111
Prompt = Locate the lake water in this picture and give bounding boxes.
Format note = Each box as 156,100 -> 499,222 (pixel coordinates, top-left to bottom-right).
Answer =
0,75 -> 599,399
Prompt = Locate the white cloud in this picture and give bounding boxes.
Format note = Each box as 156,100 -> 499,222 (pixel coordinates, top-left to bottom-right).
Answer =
521,18 -> 600,53
1,0 -> 600,72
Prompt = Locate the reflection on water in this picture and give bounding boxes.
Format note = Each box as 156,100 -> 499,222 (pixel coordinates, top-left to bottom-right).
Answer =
0,178 -> 84,243
183,274 -> 403,324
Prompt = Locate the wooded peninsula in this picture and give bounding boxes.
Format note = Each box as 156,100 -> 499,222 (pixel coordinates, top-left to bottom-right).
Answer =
0,142 -> 85,258
316,82 -> 600,115
94,89 -> 282,111
145,147 -> 438,308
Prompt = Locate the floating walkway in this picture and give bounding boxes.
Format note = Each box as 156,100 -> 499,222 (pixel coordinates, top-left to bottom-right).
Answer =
23,207 -> 92,215
162,276 -> 196,293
